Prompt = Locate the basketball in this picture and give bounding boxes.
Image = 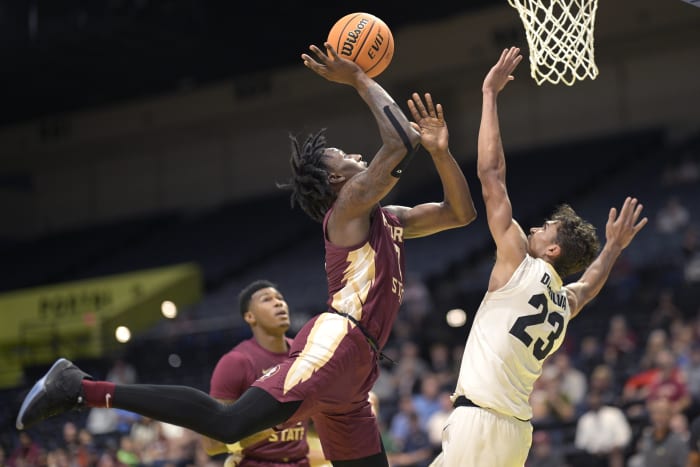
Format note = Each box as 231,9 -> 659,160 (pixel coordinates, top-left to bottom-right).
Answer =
327,12 -> 394,78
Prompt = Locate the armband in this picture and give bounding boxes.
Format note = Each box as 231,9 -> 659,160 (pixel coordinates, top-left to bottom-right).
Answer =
383,105 -> 418,178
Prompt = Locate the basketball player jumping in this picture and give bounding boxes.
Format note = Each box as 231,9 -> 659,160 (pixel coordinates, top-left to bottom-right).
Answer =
429,46 -> 648,466
17,42 -> 477,467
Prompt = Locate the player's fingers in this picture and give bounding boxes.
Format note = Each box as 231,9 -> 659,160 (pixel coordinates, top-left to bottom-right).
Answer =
309,45 -> 329,62
627,198 -> 640,222
424,93 -> 436,116
634,217 -> 649,232
412,92 -> 428,117
324,42 -> 340,59
301,55 -> 320,71
407,98 -> 420,120
499,48 -> 509,65
511,55 -> 524,71
608,207 -> 618,224
630,201 -> 644,224
436,103 -> 444,121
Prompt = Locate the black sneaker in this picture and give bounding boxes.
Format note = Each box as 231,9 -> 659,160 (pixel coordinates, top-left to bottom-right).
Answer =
16,358 -> 93,430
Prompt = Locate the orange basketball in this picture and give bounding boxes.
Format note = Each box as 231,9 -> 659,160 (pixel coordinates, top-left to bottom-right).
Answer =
327,12 -> 394,78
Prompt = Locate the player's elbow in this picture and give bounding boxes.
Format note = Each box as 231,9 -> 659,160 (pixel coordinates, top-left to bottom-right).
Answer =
454,205 -> 477,227
477,164 -> 504,184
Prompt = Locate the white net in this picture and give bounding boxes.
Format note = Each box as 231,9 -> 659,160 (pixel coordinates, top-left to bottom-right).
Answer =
508,0 -> 599,86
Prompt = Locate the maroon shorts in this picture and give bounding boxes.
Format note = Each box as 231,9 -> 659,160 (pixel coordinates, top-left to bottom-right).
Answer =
251,313 -> 381,460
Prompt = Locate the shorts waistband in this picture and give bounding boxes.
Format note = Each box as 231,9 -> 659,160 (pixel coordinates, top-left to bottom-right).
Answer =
327,311 -> 396,364
453,396 -> 531,422
453,395 -> 479,409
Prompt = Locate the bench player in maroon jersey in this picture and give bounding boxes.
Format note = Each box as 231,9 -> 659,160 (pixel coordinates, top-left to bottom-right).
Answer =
202,280 -> 311,466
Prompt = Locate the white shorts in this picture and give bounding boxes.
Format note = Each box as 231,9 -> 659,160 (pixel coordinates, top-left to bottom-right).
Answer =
428,406 -> 532,467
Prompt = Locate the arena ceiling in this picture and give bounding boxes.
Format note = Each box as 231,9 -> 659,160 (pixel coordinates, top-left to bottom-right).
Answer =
1,1 -> 501,128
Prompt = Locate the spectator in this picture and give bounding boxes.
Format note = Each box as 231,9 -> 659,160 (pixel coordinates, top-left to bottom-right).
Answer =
606,314 -> 638,356
552,351 -> 588,409
526,431 -> 567,467
662,155 -> 700,186
390,395 -> 417,449
7,432 -> 43,467
574,335 -> 604,380
656,196 -> 690,235
105,359 -> 138,385
393,341 -> 429,398
670,411 -> 690,443
46,446 -> 70,467
426,342 -> 455,389
637,329 -> 669,372
646,348 -> 691,415
687,413 -> 700,467
387,412 -> 432,467
85,407 -> 120,449
115,436 -> 139,466
649,288 -> 683,334
684,343 -> 700,416
60,421 -> 79,459
684,226 -> 700,283
411,373 -> 443,432
573,391 -> 631,467
75,428 -> 97,467
425,391 -> 453,455
627,397 -> 688,467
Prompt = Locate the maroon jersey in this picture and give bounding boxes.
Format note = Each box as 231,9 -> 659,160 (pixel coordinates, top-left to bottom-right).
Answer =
252,205 -> 405,460
324,205 -> 405,350
210,337 -> 309,464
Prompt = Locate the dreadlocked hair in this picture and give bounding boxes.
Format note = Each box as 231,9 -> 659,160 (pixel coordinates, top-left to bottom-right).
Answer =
276,129 -> 335,223
549,204 -> 600,278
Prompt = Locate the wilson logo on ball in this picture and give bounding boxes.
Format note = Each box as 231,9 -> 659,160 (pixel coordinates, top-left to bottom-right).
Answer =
327,12 -> 395,78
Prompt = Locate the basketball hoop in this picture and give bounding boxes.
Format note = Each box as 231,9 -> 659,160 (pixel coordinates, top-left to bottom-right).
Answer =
508,0 -> 599,86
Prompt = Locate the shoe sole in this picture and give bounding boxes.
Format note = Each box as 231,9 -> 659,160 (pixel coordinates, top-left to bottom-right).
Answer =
16,358 -> 71,430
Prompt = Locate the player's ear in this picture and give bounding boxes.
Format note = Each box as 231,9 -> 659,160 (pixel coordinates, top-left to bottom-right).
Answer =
546,243 -> 561,260
328,172 -> 346,185
243,310 -> 255,326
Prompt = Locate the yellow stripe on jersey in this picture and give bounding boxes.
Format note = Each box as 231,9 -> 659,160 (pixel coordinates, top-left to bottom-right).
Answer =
284,314 -> 347,394
330,243 -> 376,321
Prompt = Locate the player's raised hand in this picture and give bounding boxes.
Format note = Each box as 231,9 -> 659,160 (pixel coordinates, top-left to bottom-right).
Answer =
605,197 -> 648,250
407,92 -> 448,155
482,47 -> 523,94
301,43 -> 365,86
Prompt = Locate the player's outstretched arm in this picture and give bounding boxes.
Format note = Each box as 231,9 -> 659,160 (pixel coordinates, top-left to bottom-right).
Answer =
386,92 -> 476,239
477,47 -> 523,250
301,43 -> 420,220
566,197 -> 648,318
477,48 -> 528,290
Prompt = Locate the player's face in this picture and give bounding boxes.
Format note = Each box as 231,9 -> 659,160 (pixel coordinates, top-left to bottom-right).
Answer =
527,220 -> 560,258
248,287 -> 290,334
323,147 -> 368,178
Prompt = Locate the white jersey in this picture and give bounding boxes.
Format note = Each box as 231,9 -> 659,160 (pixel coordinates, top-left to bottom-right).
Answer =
454,254 -> 571,421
